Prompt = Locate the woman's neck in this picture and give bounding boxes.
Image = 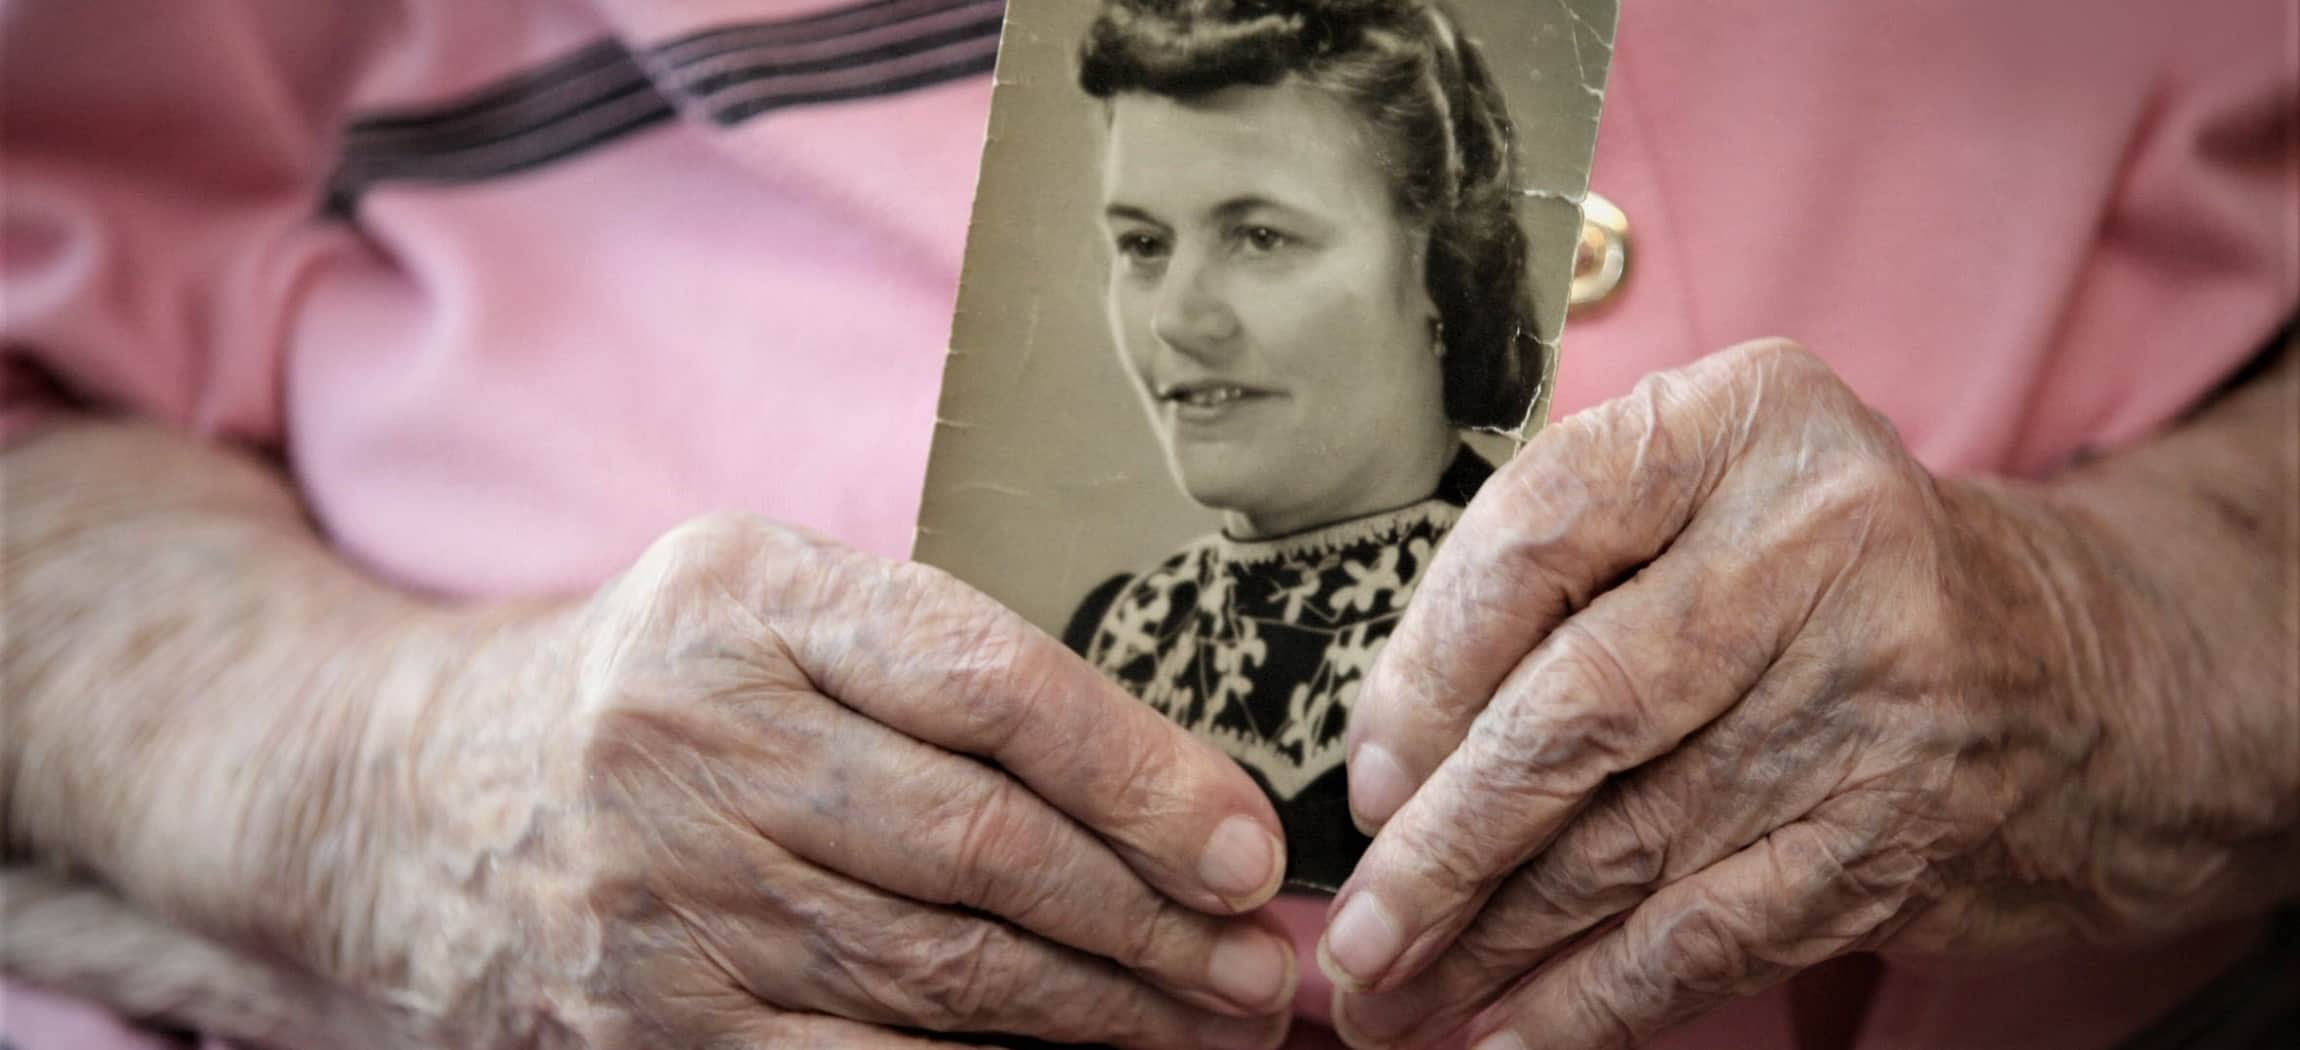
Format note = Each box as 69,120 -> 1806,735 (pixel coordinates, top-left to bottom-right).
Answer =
1224,429 -> 1460,540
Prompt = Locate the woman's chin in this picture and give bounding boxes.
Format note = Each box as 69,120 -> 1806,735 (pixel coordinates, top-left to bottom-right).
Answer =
1198,495 -> 1329,540
1170,467 -> 1272,513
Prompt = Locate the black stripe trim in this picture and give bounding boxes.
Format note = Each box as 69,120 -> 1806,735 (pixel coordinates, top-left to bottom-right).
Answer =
709,45 -> 999,124
344,69 -> 663,163
675,11 -> 1005,98
326,96 -> 676,217
336,89 -> 677,182
324,0 -> 1003,217
651,0 -> 993,65
653,1 -> 1002,96
348,39 -> 639,141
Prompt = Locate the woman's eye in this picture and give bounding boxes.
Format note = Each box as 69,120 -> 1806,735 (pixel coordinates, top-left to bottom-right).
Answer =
1115,232 -> 1169,262
1237,225 -> 1291,254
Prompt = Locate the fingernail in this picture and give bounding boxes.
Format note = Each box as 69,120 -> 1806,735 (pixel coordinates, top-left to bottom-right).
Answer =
1322,891 -> 1404,988
1473,1031 -> 1529,1050
1350,744 -> 1415,831
1199,815 -> 1281,904
1207,925 -> 1292,1010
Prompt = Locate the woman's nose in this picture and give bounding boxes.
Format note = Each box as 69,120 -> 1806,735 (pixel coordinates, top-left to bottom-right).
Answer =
1150,253 -> 1238,360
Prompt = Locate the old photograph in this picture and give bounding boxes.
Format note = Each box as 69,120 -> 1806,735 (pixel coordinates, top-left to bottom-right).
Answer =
915,0 -> 1614,890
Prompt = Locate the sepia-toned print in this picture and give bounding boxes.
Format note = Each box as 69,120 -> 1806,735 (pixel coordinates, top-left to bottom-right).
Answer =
916,0 -> 1614,891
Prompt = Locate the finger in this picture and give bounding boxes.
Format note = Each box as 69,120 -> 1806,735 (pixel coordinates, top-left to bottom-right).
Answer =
1321,519 -> 1799,994
604,955 -> 983,1050
675,834 -> 1289,1050
1333,659 -> 1856,1046
1461,802 -> 1923,1050
1345,343 -> 1799,832
620,679 -> 1298,1016
703,520 -> 1288,914
751,1014 -> 999,1049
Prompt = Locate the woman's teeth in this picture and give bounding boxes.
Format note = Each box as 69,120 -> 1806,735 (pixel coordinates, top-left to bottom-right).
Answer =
1178,387 -> 1247,407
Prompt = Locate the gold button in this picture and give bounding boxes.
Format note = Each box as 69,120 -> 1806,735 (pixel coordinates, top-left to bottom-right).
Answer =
1569,191 -> 1630,313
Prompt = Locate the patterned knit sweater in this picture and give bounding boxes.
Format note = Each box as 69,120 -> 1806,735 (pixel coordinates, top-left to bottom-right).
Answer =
1063,450 -> 1493,891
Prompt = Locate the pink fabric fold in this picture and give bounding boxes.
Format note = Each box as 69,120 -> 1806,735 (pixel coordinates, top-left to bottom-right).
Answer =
4,0 -> 2291,1046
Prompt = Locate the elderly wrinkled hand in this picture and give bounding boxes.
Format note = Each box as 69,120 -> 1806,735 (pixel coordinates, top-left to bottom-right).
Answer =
1317,341 -> 2293,1048
399,515 -> 1296,1047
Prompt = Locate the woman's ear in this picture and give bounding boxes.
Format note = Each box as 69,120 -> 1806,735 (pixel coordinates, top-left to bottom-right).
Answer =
1405,224 -> 1441,329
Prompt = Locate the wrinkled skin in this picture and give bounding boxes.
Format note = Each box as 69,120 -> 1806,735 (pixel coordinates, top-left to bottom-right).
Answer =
1318,341 -> 2298,1048
386,515 -> 1298,1048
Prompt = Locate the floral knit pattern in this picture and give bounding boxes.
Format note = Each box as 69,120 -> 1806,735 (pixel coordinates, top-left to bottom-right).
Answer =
1079,504 -> 1460,800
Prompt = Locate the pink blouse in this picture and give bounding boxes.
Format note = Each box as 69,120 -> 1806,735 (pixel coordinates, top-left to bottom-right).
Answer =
4,0 -> 2291,1046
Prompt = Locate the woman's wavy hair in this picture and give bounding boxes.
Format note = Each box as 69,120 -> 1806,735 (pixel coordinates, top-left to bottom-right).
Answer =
1079,0 -> 1536,428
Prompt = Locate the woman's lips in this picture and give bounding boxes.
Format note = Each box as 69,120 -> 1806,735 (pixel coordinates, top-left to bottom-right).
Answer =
1161,382 -> 1276,426
1175,385 -> 1252,407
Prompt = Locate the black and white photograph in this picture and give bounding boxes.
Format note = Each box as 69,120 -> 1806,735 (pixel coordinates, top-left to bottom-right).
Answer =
11,0 -> 2298,1044
915,0 -> 1615,890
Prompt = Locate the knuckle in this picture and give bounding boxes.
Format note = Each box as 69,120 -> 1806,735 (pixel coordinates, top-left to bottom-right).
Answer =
660,509 -> 775,553
890,571 -> 1051,749
1747,337 -> 1817,370
846,913 -> 1022,1029
1649,895 -> 1753,998
962,631 -> 1061,752
1722,338 -> 1821,391
1481,444 -> 1559,527
1395,818 -> 1503,903
1491,425 -> 1609,530
936,775 -> 1035,904
1733,340 -> 1838,429
1564,987 -> 1645,1050
637,512 -> 792,593
1827,447 -> 1909,501
1603,788 -> 1681,880
1549,805 -> 1670,906
1454,925 -> 1525,979
1454,896 -> 1553,976
588,514 -> 813,679
1105,884 -> 1200,976
1413,522 -> 1561,657
1544,623 -> 1658,757
901,921 -> 1013,1026
1621,359 -> 1697,421
883,559 -> 978,627
1798,453 -> 1927,552
1108,896 -> 1172,972
1481,675 -> 1645,797
1493,859 -> 1582,928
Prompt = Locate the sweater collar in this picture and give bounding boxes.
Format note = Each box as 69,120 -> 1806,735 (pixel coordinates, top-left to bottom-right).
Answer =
1208,445 -> 1494,566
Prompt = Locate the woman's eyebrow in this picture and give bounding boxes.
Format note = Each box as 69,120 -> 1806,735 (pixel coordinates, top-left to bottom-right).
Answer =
1210,196 -> 1287,222
1103,203 -> 1166,227
1212,196 -> 1328,230
1103,197 -> 1311,228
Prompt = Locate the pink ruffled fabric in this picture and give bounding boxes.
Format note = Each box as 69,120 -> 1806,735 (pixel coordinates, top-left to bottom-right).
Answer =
5,0 -> 2292,1045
